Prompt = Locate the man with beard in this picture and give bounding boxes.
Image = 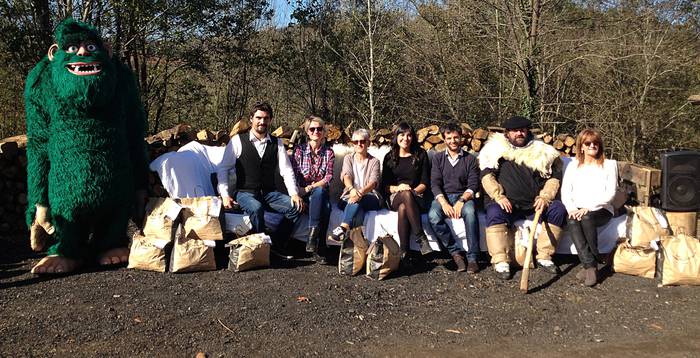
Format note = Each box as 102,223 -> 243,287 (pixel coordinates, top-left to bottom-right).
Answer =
428,123 -> 480,273
478,116 -> 566,280
227,102 -> 303,251
25,19 -> 148,274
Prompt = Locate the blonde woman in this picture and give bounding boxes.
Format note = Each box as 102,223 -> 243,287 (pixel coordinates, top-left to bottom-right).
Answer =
561,129 -> 617,286
328,129 -> 382,241
290,115 -> 335,263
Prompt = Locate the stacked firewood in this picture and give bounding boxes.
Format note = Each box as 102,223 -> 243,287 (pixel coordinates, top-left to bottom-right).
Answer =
262,120 -> 579,156
0,121 -> 581,233
0,135 -> 28,233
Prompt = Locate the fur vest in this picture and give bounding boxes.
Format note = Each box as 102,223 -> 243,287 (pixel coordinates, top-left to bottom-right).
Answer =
478,133 -> 560,178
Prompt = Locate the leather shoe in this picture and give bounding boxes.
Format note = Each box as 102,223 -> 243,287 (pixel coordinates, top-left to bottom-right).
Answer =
452,253 -> 466,272
466,261 -> 479,274
415,234 -> 433,256
314,253 -> 328,265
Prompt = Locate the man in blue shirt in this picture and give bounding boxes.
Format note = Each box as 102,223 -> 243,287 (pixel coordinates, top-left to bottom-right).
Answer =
428,123 -> 481,273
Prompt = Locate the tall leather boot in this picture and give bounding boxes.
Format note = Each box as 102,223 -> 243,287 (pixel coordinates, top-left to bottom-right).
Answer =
306,226 -> 319,253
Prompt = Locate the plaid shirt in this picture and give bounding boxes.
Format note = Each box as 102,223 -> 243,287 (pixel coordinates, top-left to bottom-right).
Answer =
291,143 -> 335,186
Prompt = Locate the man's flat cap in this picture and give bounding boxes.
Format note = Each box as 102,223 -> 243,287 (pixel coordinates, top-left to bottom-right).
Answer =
502,116 -> 532,130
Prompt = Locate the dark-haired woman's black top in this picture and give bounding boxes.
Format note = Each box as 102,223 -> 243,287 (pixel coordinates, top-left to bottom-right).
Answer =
381,149 -> 431,208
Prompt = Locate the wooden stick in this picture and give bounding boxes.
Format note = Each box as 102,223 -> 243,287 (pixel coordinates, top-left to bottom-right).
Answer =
520,209 -> 542,293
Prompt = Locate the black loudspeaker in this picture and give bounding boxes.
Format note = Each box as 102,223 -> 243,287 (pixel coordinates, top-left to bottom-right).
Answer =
661,150 -> 700,212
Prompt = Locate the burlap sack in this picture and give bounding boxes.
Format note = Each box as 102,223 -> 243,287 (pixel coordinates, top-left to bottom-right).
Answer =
226,233 -> 271,272
142,197 -> 181,242
658,232 -> 700,286
178,196 -> 224,241
338,227 -> 369,276
366,234 -> 401,280
127,233 -> 170,273
626,205 -> 670,247
170,231 -> 217,273
611,242 -> 656,279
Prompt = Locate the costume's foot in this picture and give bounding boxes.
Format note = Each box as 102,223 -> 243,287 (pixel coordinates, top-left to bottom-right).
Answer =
537,259 -> 560,275
31,255 -> 81,275
99,247 -> 130,266
466,261 -> 480,274
452,253 -> 466,272
494,262 -> 511,280
584,267 -> 598,287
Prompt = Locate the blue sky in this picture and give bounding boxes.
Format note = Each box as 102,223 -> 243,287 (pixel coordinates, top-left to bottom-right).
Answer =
271,0 -> 293,26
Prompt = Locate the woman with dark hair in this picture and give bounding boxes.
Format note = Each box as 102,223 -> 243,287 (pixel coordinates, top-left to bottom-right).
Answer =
561,128 -> 617,286
381,121 -> 433,263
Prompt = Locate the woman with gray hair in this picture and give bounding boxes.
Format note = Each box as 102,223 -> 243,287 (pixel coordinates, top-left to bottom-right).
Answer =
328,128 -> 382,241
290,115 -> 335,263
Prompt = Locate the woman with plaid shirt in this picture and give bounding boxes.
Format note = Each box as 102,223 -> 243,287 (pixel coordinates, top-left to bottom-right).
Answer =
290,116 -> 335,264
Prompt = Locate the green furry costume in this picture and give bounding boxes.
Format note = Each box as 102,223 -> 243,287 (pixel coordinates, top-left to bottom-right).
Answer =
25,19 -> 148,260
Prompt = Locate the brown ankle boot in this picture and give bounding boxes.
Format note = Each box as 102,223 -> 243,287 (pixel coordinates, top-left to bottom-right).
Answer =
452,253 -> 466,272
584,267 -> 597,287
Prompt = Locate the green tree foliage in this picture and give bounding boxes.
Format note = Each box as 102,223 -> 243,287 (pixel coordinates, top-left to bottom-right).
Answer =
1,0 -> 698,165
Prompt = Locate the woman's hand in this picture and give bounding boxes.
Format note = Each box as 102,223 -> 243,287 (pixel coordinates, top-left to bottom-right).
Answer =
568,208 -> 589,220
396,184 -> 412,192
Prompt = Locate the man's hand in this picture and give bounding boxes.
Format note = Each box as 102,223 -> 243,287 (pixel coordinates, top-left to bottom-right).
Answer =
222,196 -> 235,210
568,208 -> 589,220
497,197 -> 512,213
30,204 -> 54,252
533,197 -> 549,213
452,201 -> 464,219
291,194 -> 305,211
440,201 -> 455,218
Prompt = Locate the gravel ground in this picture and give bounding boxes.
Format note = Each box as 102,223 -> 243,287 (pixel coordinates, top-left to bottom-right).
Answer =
1,234 -> 699,357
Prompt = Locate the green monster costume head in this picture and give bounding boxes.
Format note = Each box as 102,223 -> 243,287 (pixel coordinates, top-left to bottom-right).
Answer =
49,18 -> 116,107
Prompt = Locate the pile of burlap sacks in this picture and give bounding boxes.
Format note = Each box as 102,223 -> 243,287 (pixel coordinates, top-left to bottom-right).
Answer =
611,206 -> 700,286
129,197 -> 271,273
129,196 -> 404,280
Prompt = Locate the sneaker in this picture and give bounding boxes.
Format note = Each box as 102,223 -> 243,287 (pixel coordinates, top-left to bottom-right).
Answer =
537,259 -> 560,275
494,262 -> 511,280
452,253 -> 467,272
466,261 -> 479,274
328,226 -> 347,242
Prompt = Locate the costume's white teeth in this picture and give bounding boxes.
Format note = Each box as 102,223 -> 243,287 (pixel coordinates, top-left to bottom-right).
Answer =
67,63 -> 102,75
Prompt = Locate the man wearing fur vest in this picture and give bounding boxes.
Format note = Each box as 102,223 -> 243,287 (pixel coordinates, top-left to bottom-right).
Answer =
478,116 -> 567,280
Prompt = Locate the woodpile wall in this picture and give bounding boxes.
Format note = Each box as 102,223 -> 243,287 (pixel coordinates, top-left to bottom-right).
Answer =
0,121 -> 580,235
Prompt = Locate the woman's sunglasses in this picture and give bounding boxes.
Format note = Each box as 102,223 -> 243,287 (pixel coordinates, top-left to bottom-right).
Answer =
308,127 -> 323,133
352,140 -> 367,145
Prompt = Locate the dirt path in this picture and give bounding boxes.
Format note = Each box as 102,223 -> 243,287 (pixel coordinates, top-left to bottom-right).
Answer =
1,235 -> 698,357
